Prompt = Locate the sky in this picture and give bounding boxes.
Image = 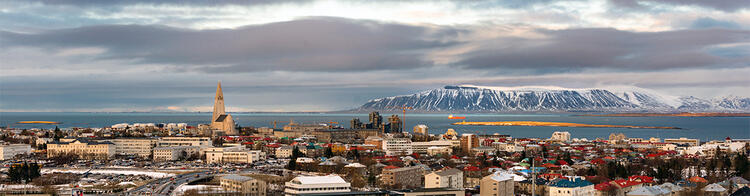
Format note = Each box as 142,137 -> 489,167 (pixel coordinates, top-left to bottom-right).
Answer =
1,0 -> 749,112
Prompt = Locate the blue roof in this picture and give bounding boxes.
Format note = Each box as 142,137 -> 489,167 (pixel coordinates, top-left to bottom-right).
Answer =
551,178 -> 593,188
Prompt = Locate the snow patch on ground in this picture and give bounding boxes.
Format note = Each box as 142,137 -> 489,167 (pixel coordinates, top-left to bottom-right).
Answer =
172,185 -> 223,196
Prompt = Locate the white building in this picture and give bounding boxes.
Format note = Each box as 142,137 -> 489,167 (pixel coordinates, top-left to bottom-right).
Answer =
47,138 -> 115,160
0,144 -> 31,160
551,131 -> 571,142
664,138 -> 700,146
412,140 -> 453,153
481,171 -> 515,196
548,178 -> 595,196
427,146 -> 453,156
153,146 -> 199,162
284,175 -> 351,196
157,137 -> 211,147
383,137 -> 412,155
220,175 -> 267,195
413,124 -> 428,135
204,146 -> 264,164
425,168 -> 463,189
109,138 -> 157,158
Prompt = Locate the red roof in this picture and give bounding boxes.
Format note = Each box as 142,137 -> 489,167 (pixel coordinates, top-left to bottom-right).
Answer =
384,165 -> 400,169
591,159 -> 606,165
557,160 -> 569,165
689,176 -> 707,183
629,175 -> 654,183
595,182 -> 618,191
464,166 -> 480,172
540,173 -> 564,180
541,163 -> 559,168
613,179 -> 642,188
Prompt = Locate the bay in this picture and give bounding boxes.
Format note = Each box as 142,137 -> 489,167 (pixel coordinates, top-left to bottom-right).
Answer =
1,112 -> 749,141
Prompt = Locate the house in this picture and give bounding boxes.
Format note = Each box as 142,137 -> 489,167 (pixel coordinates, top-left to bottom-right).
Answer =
381,165 -> 424,189
220,175 -> 267,195
548,178 -> 595,196
702,183 -> 727,196
425,168 -> 463,189
480,171 -> 514,196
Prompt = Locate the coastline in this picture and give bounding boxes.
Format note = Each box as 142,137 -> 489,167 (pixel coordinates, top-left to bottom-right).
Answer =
452,121 -> 681,129
579,112 -> 750,117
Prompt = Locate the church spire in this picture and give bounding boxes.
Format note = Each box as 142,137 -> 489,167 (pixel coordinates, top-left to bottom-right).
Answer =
212,81 -> 225,122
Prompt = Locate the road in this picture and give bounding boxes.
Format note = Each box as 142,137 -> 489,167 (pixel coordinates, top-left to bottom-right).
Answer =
124,170 -> 212,196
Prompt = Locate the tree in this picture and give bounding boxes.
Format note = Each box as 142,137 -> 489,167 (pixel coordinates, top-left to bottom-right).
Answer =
325,147 -> 334,157
53,126 -> 64,141
8,162 -> 41,183
734,152 -> 750,179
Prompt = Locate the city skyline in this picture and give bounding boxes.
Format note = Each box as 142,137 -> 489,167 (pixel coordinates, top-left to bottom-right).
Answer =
1,0 -> 749,112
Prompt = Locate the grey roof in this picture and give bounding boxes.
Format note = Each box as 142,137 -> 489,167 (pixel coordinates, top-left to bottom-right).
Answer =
433,168 -> 462,176
728,176 -> 750,184
222,174 -> 253,182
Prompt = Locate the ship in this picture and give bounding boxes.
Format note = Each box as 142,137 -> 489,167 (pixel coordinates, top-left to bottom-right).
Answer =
448,114 -> 466,119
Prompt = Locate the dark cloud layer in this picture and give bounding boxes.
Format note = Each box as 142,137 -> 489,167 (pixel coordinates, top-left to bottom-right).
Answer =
458,28 -> 750,71
609,0 -> 750,12
27,0 -> 312,6
0,17 -> 460,72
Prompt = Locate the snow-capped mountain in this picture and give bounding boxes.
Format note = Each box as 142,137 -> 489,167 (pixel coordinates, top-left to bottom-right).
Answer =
356,85 -> 750,112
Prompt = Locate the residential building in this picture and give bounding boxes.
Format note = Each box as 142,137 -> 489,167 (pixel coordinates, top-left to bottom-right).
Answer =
383,137 -> 412,155
381,165 -> 424,189
0,144 -> 31,160
365,136 -> 384,150
481,171 -> 514,196
109,138 -> 157,158
284,175 -> 351,196
390,188 -> 465,196
220,174 -> 267,195
276,145 -> 293,158
412,140 -> 453,153
205,146 -> 264,164
427,146 -> 452,156
551,131 -> 571,142
153,146 -> 199,162
47,138 -> 115,159
664,138 -> 700,146
425,168 -> 463,189
157,137 -> 211,147
413,124 -> 428,135
460,134 -> 479,153
549,178 -> 595,196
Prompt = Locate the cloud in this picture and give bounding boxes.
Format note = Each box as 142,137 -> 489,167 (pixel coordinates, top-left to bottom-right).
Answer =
27,0 -> 312,7
608,0 -> 750,12
690,17 -> 742,29
457,28 -> 750,71
0,17 -> 460,72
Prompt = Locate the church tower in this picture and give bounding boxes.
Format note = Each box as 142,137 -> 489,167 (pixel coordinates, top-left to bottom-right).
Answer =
210,81 -> 237,135
212,81 -> 225,122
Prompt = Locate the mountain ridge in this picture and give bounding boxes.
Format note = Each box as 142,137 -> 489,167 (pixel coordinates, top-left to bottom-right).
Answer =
356,85 -> 750,113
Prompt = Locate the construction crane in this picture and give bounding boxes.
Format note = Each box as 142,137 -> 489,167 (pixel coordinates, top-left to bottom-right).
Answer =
387,105 -> 413,132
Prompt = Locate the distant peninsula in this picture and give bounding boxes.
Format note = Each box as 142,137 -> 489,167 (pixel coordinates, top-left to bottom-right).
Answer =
452,121 -> 680,129
579,112 -> 750,117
